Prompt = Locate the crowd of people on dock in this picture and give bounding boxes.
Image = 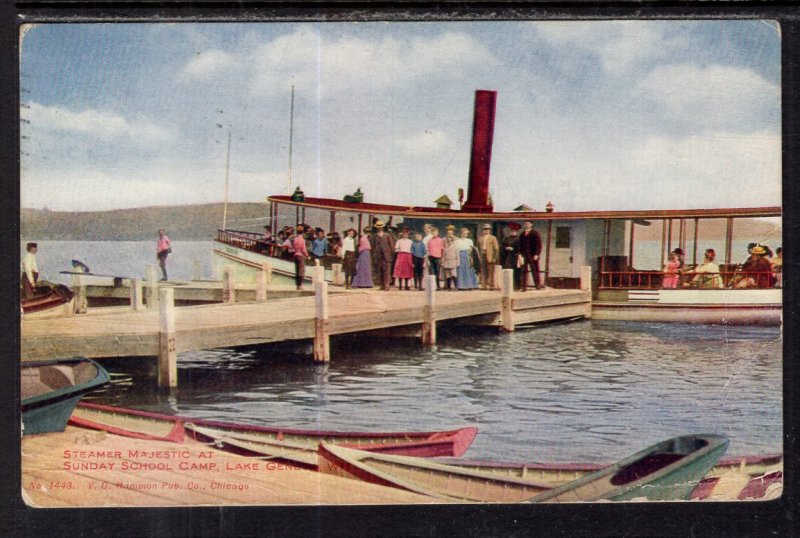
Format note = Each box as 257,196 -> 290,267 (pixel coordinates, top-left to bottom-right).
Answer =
661,243 -> 782,289
260,220 -> 546,292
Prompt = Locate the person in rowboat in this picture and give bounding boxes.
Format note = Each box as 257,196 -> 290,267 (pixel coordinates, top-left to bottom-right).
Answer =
21,242 -> 39,300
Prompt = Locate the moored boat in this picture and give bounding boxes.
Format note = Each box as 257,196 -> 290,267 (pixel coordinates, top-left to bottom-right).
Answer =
69,402 -> 477,459
213,89 -> 781,325
527,433 -> 730,502
318,442 -> 550,502
21,358 -> 110,435
21,281 -> 74,318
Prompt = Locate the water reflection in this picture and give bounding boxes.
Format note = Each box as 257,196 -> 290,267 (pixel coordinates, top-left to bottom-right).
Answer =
91,320 -> 782,463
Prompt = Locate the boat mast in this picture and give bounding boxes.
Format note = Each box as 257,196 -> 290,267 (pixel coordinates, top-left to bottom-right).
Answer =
222,129 -> 231,230
287,84 -> 295,195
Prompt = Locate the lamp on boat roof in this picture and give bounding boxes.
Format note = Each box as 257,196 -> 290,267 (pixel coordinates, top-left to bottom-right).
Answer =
513,204 -> 533,212
343,187 -> 363,204
291,187 -> 305,202
434,195 -> 453,209
545,201 -> 554,213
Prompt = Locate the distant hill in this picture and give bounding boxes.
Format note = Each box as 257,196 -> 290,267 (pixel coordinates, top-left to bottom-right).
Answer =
20,203 -> 269,241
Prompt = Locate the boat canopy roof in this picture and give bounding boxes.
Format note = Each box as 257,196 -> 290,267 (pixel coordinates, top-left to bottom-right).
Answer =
268,195 -> 781,221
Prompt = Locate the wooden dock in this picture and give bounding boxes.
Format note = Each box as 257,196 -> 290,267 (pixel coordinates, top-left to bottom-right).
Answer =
22,268 -> 592,386
21,425 -> 436,507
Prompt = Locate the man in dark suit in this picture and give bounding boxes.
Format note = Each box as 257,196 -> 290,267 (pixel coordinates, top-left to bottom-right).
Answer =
370,221 -> 395,290
518,221 -> 543,290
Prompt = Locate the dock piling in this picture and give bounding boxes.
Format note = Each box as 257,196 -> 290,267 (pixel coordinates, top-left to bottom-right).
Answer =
222,266 -> 236,303
256,269 -> 268,303
158,287 -> 177,388
501,269 -> 514,332
146,265 -> 159,309
193,260 -> 202,281
493,264 -> 503,290
130,278 -> 144,311
313,265 -> 325,286
314,279 -> 330,362
332,263 -> 343,286
421,275 -> 437,346
71,273 -> 87,314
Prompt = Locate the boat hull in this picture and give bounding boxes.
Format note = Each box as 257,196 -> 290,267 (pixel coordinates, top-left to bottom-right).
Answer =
212,240 -> 333,284
21,358 -> 110,435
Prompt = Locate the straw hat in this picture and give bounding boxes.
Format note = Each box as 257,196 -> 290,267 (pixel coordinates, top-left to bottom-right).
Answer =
749,245 -> 767,256
374,220 -> 385,228
482,224 -> 492,230
446,224 -> 456,231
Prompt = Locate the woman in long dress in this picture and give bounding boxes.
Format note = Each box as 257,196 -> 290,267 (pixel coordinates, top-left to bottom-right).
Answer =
455,228 -> 479,290
351,227 -> 374,288
392,228 -> 414,290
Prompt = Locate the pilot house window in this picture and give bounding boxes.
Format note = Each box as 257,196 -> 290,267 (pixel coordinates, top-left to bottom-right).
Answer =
555,227 -> 571,248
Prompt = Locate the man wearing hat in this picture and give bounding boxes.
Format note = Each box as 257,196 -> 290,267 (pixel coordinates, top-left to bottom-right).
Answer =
518,221 -> 543,290
370,221 -> 395,290
500,225 -> 521,289
21,242 -> 39,300
735,244 -> 773,288
477,224 -> 499,289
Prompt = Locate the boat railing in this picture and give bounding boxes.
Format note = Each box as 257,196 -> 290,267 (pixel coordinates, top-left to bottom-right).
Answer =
598,270 -> 777,290
216,229 -> 288,258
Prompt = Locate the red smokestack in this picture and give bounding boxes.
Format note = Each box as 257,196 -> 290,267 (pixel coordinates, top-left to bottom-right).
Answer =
461,89 -> 496,213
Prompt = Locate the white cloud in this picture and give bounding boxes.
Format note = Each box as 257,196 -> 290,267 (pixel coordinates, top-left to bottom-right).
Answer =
180,49 -> 237,80
638,64 -> 780,130
247,29 -> 495,96
26,102 -> 173,143
534,21 -> 679,74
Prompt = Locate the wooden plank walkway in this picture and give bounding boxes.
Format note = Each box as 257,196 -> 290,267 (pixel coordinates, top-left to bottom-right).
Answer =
21,425 -> 436,507
21,288 -> 590,362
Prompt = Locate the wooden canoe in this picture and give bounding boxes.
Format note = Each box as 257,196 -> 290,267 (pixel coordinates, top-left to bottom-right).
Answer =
528,434 -> 730,502
22,358 -> 110,435
69,402 -> 478,459
438,453 -> 782,501
317,442 -> 551,502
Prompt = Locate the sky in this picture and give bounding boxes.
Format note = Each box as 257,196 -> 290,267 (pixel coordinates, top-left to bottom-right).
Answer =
19,20 -> 781,213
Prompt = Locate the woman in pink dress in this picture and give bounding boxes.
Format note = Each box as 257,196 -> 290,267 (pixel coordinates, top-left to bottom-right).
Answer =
392,228 -> 414,290
661,252 -> 681,289
351,227 -> 374,288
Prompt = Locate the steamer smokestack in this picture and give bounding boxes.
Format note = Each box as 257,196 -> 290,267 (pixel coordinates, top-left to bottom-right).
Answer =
461,89 -> 496,213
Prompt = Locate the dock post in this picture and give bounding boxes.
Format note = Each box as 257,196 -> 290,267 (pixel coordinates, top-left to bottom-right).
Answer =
493,264 -> 503,290
262,262 -> 273,285
222,265 -> 235,303
193,260 -> 202,281
158,287 -> 178,388
71,273 -> 87,314
421,275 -> 437,346
313,264 -> 325,286
256,268 -> 268,303
146,265 -> 159,309
130,278 -> 144,311
332,263 -> 343,286
501,269 -> 514,332
580,265 -> 592,291
314,279 -> 330,362
580,265 -> 593,319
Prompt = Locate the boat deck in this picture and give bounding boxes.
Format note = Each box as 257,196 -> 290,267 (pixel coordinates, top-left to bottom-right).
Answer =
21,287 -> 591,361
21,425 -> 436,507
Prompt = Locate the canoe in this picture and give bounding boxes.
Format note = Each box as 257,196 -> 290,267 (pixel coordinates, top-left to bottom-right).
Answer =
317,443 -> 551,502
438,453 -> 782,501
21,358 -> 110,435
69,402 -> 478,460
528,433 -> 730,502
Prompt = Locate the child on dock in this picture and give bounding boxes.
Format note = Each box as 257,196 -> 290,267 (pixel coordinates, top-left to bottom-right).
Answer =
441,234 -> 460,291
411,232 -> 427,290
342,229 -> 357,288
393,228 -> 414,290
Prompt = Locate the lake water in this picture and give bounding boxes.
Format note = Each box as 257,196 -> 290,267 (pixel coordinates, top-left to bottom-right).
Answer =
22,241 -> 783,462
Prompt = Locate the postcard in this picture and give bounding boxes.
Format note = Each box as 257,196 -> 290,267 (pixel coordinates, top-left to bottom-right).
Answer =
19,17 -> 783,513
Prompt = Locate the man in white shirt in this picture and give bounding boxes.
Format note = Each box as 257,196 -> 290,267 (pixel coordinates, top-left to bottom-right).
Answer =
21,242 -> 39,299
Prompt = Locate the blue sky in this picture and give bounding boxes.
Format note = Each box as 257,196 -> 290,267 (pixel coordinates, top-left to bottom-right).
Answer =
20,20 -> 781,212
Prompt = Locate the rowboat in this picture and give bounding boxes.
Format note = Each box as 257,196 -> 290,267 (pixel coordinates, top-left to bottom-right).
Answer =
21,281 -> 74,318
317,442 -> 550,502
69,402 -> 478,460
528,433 -> 730,502
439,452 -> 783,501
21,358 -> 110,435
